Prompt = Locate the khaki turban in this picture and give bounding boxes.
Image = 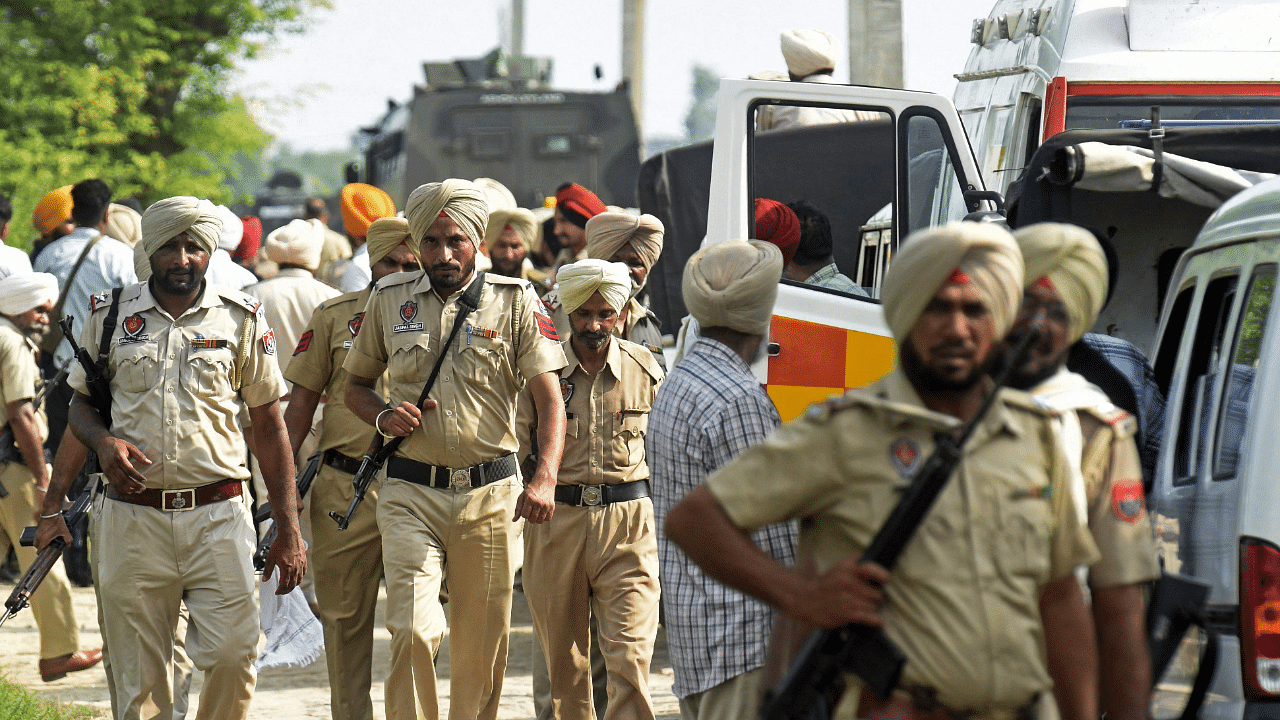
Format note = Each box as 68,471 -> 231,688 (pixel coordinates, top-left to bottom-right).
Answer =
585,212 -> 665,271
33,186 -> 73,235
366,216 -> 412,268
0,272 -> 58,316
474,178 -> 517,213
106,203 -> 142,248
1013,223 -> 1108,343
557,259 -> 631,314
781,29 -> 838,77
214,204 -> 243,252
683,240 -> 783,335
341,183 -> 396,237
405,180 -> 489,252
484,208 -> 538,252
265,218 -> 326,271
881,222 -> 1024,344
141,197 -> 222,262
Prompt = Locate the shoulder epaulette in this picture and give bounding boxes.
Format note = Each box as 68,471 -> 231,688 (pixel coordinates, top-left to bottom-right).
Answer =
216,286 -> 263,315
88,291 -> 113,313
484,273 -> 527,287
542,288 -> 563,310
320,290 -> 365,310
618,339 -> 663,382
802,390 -> 960,429
1000,387 -> 1061,419
373,270 -> 419,293
1080,402 -> 1137,437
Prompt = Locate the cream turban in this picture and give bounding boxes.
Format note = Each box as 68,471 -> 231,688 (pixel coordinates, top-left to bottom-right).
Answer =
781,29 -> 838,77
214,205 -> 243,252
141,197 -> 222,263
405,180 -> 489,253
557,259 -> 631,314
106,203 -> 142,248
882,222 -> 1024,344
0,272 -> 58,316
683,240 -> 783,334
265,218 -> 325,271
474,178 -> 517,213
1013,223 -> 1108,343
366,216 -> 412,268
585,212 -> 665,271
484,208 -> 538,253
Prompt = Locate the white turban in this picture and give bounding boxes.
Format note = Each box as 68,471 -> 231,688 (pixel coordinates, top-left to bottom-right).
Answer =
882,222 -> 1024,344
781,29 -> 838,77
366,216 -> 412,269
1013,223 -> 1109,343
214,204 -> 244,252
683,240 -> 783,334
484,208 -> 538,252
0,272 -> 58,316
557,259 -> 631,314
585,212 -> 665,271
405,180 -> 490,254
141,197 -> 222,262
106,203 -> 142,248
474,177 -> 517,213
265,218 -> 325,272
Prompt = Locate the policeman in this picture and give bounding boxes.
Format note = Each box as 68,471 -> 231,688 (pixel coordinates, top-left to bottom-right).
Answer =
551,183 -> 606,277
38,197 -> 306,720
0,272 -> 102,681
283,217 -> 419,720
517,260 -> 664,720
1007,222 -> 1160,720
666,223 -> 1103,720
343,180 -> 567,720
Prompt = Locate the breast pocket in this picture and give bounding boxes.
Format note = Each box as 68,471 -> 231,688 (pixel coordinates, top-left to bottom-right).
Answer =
185,347 -> 235,398
997,495 -> 1054,580
458,335 -> 508,381
612,413 -> 649,467
389,333 -> 434,385
113,343 -> 160,394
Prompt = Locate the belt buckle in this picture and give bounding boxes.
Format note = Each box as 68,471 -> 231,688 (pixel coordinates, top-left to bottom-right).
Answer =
450,468 -> 470,489
163,488 -> 196,512
581,485 -> 603,506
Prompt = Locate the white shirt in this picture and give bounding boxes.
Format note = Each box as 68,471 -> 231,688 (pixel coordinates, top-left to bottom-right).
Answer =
0,242 -> 32,279
339,244 -> 371,293
205,248 -> 258,290
244,268 -> 339,377
33,226 -> 137,364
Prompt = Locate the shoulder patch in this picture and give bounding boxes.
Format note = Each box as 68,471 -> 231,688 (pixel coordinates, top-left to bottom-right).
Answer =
1112,479 -> 1147,523
293,329 -> 313,356
262,328 -> 277,355
618,339 -> 664,382
533,298 -> 559,341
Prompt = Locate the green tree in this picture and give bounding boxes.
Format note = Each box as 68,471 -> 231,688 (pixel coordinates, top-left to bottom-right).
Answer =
684,64 -> 720,143
0,0 -> 327,252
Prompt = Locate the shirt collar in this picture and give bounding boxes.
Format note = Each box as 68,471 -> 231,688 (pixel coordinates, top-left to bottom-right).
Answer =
808,263 -> 840,283
563,335 -> 623,380
275,267 -> 313,279
135,279 -> 219,320
411,270 -> 480,305
689,336 -> 754,377
872,367 -> 1020,438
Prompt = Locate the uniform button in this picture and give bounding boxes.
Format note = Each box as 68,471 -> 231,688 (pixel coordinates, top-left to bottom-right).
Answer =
166,454 -> 175,460
166,420 -> 173,426
443,376 -> 450,382
167,386 -> 174,392
169,354 -> 176,359
445,410 -> 453,417
449,447 -> 457,453
592,460 -> 600,467
592,427 -> 599,434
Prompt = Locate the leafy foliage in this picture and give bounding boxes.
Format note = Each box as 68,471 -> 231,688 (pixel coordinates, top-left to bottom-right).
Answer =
684,64 -> 719,143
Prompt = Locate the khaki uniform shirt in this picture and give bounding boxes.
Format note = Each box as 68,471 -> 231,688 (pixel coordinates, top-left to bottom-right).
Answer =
70,282 -> 286,489
245,268 -> 340,378
706,368 -> 1099,712
546,293 -> 666,371
343,271 -> 566,468
285,287 -> 382,460
1032,368 -> 1160,589
515,337 -> 663,486
0,317 -> 47,442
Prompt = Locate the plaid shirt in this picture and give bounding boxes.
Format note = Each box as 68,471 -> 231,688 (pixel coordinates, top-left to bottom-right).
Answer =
647,338 -> 797,698
1081,333 -> 1167,481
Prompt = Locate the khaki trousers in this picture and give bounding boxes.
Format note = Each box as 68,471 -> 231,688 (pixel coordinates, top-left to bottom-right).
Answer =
377,474 -> 523,720
524,497 -> 661,720
0,461 -> 78,660
311,462 -> 383,720
677,669 -> 763,720
532,613 -> 608,720
96,492 -> 259,720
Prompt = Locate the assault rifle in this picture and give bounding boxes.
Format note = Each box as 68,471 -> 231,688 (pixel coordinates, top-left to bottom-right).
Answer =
2,313 -> 114,627
0,357 -> 72,496
758,328 -> 1041,720
253,451 -> 322,571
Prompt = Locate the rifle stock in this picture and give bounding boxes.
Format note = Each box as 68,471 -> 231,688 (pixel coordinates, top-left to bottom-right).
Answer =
253,451 -> 323,571
3,479 -> 99,627
330,434 -> 387,531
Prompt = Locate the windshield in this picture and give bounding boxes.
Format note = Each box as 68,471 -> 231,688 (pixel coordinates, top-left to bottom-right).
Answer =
1065,95 -> 1280,130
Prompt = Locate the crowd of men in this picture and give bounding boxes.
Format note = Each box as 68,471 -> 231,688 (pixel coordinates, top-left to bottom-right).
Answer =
0,29 -> 1165,720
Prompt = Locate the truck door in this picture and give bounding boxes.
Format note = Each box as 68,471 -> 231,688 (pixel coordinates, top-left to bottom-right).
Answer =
705,79 -> 992,420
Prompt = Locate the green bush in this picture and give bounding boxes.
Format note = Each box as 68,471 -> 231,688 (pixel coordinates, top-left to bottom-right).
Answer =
0,674 -> 103,720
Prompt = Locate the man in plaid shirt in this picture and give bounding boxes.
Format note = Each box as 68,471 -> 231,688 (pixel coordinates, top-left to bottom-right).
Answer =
648,240 -> 796,720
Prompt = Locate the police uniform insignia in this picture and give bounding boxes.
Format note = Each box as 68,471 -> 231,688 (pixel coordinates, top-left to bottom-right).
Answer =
1112,479 -> 1147,523
89,291 -> 111,312
348,312 -> 364,337
190,333 -> 229,350
560,378 -> 574,405
118,313 -> 149,345
262,329 -> 277,355
889,436 -> 920,478
393,301 -> 424,333
293,329 -> 313,356
534,299 -> 559,341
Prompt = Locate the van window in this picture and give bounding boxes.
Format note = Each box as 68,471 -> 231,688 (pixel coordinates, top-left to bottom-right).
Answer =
1173,273 -> 1239,486
1214,265 -> 1276,479
902,114 -> 969,235
1155,285 -> 1196,396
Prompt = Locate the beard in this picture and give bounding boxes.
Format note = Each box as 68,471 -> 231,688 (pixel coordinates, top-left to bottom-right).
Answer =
152,265 -> 205,296
899,341 -> 992,395
574,329 -> 610,351
1003,330 -> 1066,391
490,256 -> 523,278
427,256 -> 476,291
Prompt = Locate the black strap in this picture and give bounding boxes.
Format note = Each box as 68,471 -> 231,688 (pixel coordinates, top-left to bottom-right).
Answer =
53,232 -> 104,329
1150,105 -> 1165,193
95,288 -> 124,370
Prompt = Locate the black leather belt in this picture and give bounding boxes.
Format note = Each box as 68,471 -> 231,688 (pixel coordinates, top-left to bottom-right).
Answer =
387,454 -> 517,490
554,479 -> 649,507
323,449 -> 363,476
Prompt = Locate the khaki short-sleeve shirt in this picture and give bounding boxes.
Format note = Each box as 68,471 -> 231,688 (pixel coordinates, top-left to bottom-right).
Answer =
547,294 -> 666,371
705,368 -> 1099,712
284,287 -> 381,459
342,271 -> 566,468
515,337 -> 663,485
0,318 -> 47,441
69,282 -> 287,489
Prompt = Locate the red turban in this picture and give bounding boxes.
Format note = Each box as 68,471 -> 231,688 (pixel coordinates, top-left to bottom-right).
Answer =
235,216 -> 262,263
754,198 -> 801,266
554,183 -> 607,227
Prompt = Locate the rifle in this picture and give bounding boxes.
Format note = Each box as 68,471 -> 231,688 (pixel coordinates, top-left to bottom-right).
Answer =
758,327 -> 1041,720
0,356 -> 72,496
253,451 -> 322,571
2,309 -> 117,627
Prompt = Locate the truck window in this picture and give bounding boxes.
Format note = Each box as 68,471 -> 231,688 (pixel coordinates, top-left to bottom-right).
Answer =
1173,273 -> 1239,486
1214,265 -> 1276,480
1066,95 -> 1280,131
902,113 -> 969,236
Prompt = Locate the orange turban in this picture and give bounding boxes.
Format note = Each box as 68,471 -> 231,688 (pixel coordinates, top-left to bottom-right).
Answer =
554,183 -> 606,227
33,186 -> 73,235
754,198 -> 801,266
340,183 -> 396,237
